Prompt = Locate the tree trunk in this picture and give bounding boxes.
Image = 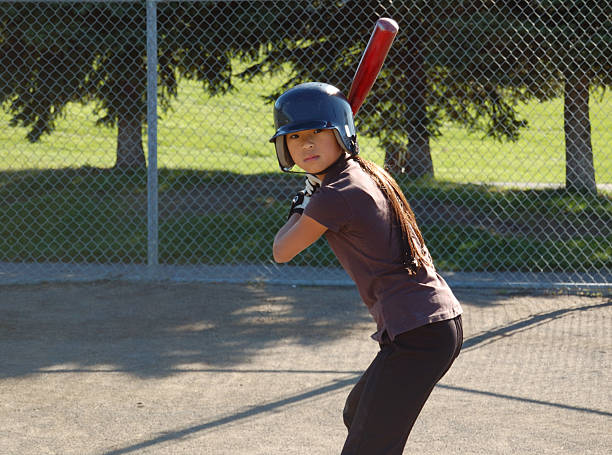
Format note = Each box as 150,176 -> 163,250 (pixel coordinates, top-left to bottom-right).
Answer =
385,30 -> 433,178
564,73 -> 596,194
406,117 -> 433,179
383,143 -> 405,174
114,81 -> 146,170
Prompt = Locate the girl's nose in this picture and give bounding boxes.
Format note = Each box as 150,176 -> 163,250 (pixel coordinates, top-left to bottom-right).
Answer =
303,136 -> 315,148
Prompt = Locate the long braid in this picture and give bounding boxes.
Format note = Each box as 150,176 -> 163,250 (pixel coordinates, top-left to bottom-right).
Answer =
351,155 -> 433,275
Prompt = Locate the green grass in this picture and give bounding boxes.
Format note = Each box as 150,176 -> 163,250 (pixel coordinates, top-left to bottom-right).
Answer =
430,89 -> 612,184
0,74 -> 611,272
1,77 -> 610,184
0,168 -> 147,263
0,167 -> 610,272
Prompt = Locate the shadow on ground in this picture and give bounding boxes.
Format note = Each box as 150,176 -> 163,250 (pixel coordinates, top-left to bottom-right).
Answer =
1,281 -> 609,382
0,281 -> 373,379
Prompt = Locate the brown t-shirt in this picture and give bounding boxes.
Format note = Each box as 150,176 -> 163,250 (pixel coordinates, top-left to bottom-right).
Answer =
305,157 -> 463,341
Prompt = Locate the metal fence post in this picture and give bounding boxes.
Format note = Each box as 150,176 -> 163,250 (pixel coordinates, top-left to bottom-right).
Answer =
146,0 -> 159,274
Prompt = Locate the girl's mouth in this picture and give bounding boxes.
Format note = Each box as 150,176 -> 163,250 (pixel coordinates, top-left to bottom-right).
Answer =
304,155 -> 319,162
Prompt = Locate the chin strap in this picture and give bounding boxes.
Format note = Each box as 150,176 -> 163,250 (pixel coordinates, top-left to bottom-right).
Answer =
283,169 -> 309,175
282,152 -> 351,179
318,153 -> 347,177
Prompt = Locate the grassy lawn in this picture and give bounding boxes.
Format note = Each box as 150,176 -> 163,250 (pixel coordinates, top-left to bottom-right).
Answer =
0,166 -> 610,272
0,76 -> 610,272
1,77 -> 611,184
431,89 -> 612,184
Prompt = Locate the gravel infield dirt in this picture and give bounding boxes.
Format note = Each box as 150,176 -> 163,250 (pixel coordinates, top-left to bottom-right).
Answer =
1,281 -> 610,454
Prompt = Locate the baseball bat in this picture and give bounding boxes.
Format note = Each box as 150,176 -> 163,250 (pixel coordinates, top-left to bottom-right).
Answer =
347,18 -> 399,115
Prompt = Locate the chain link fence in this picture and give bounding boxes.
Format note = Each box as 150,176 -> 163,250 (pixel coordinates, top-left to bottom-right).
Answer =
0,0 -> 610,290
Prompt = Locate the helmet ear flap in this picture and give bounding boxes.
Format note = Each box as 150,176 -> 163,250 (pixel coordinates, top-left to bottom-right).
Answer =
332,129 -> 359,156
274,136 -> 295,171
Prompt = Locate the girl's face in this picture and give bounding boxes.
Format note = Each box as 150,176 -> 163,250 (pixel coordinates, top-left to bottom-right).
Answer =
286,128 -> 344,177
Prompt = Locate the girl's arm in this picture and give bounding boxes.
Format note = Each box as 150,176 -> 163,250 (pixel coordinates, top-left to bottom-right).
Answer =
273,214 -> 327,263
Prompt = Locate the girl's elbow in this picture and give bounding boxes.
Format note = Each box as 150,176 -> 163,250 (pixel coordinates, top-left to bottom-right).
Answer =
273,254 -> 289,264
273,244 -> 292,263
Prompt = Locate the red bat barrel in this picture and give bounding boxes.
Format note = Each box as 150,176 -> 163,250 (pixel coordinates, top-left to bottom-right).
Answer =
347,18 -> 399,115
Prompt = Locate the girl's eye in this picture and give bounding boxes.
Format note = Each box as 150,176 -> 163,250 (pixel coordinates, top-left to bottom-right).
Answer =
314,129 -> 322,134
289,134 -> 299,139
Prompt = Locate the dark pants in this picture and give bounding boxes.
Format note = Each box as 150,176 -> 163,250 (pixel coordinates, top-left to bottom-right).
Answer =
341,315 -> 463,455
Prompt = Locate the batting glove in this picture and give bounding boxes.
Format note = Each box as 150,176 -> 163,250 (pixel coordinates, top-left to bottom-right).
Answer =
288,190 -> 310,219
304,174 -> 322,196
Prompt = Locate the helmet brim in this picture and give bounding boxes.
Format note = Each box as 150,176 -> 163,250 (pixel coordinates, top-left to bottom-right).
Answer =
269,120 -> 333,143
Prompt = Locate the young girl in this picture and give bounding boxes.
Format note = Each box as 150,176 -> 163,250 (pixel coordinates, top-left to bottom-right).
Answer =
270,82 -> 463,454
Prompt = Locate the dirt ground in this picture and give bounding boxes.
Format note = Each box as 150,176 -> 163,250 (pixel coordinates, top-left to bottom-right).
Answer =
1,281 -> 610,455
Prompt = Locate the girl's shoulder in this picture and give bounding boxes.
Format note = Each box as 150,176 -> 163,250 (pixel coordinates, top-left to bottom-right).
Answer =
306,179 -> 353,232
326,158 -> 370,189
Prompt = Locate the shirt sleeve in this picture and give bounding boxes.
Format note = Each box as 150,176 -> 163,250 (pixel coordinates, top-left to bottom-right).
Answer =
304,186 -> 352,232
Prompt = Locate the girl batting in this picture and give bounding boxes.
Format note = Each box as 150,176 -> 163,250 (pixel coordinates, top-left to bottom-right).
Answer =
270,82 -> 463,454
